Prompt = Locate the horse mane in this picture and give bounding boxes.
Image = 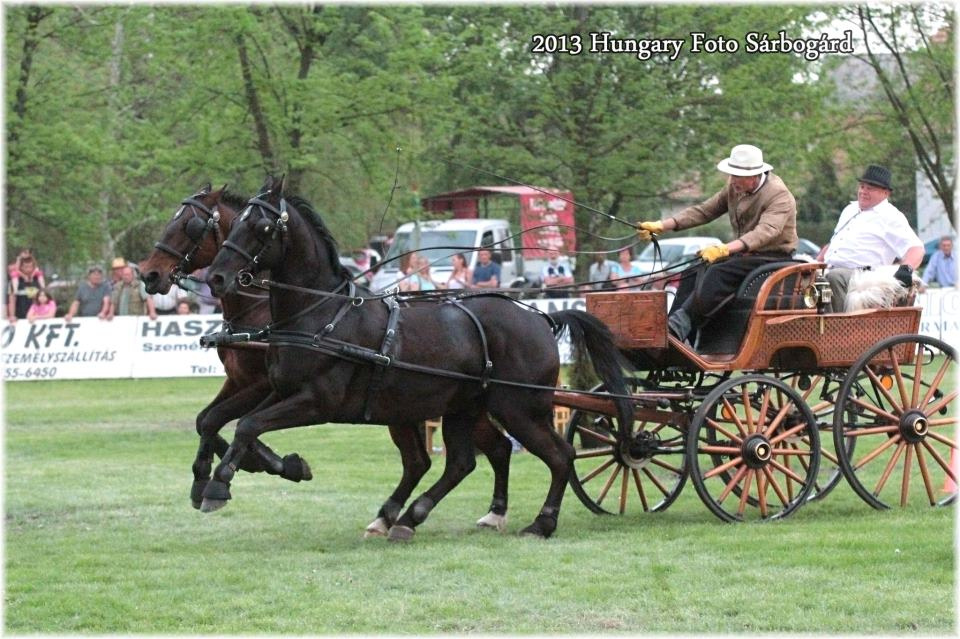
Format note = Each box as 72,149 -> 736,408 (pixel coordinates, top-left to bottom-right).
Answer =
287,195 -> 352,280
220,190 -> 249,212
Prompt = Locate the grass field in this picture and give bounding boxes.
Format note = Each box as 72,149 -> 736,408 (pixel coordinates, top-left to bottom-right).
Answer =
4,378 -> 956,634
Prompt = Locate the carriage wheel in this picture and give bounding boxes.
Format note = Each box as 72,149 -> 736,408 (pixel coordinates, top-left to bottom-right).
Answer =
566,380 -> 687,515
779,372 -> 853,502
833,334 -> 956,510
688,375 -> 819,522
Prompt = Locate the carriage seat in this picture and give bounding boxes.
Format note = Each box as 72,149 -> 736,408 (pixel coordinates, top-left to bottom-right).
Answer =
695,260 -> 805,354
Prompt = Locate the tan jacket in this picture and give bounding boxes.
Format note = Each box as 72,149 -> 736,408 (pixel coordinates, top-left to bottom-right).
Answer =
671,173 -> 798,254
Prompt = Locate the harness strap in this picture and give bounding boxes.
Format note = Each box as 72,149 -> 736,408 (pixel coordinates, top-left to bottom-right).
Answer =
362,296 -> 402,421
447,298 -> 494,389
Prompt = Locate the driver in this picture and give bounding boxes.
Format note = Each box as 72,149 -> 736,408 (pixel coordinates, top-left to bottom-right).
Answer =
635,144 -> 798,345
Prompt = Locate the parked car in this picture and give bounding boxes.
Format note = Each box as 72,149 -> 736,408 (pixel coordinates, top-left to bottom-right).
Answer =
633,236 -> 722,275
793,237 -> 821,262
370,219 -> 524,292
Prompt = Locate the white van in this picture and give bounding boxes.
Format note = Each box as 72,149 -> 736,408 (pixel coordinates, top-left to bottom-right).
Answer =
369,219 -> 523,293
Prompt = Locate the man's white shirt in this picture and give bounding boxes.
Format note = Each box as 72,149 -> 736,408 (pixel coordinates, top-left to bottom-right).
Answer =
823,199 -> 922,269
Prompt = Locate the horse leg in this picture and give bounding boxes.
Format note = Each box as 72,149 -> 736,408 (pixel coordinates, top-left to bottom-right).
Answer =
491,400 -> 573,539
365,422 -> 432,538
471,414 -> 512,532
388,412 -> 479,542
191,379 -> 305,509
195,377 -> 311,489
200,390 -> 320,513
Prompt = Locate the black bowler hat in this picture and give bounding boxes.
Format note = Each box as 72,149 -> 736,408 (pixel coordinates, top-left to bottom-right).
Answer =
857,164 -> 893,191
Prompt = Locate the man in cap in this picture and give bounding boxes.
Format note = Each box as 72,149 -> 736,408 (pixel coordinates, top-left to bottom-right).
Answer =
635,143 -> 798,345
816,164 -> 923,312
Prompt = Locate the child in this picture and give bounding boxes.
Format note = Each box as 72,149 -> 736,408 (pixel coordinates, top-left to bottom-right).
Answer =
26,288 -> 57,322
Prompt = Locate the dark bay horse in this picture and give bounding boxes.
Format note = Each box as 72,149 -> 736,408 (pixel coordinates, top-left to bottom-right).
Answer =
139,185 -> 517,535
140,186 -> 313,508
205,176 -> 633,539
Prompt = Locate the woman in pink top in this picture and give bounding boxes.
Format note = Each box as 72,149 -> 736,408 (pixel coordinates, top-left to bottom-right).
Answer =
26,288 -> 57,322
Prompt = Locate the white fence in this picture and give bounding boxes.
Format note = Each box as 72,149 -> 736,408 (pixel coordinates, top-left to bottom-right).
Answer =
2,289 -> 956,382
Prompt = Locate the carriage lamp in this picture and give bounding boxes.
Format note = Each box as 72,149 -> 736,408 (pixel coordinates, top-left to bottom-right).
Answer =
802,275 -> 833,312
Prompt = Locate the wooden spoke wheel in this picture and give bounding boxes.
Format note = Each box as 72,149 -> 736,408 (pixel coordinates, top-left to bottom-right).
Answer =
688,375 -> 820,522
833,334 -> 956,510
566,380 -> 688,515
779,372 -> 852,502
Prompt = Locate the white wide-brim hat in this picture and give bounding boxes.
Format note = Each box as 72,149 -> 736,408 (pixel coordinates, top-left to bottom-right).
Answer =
716,144 -> 773,176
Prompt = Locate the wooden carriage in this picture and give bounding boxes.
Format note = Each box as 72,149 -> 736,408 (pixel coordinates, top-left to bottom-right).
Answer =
554,261 -> 955,522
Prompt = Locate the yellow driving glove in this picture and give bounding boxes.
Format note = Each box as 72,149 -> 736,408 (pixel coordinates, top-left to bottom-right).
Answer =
699,244 -> 730,263
636,220 -> 665,241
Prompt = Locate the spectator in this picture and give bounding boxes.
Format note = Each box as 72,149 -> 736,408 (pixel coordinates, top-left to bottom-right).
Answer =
191,268 -> 220,314
109,257 -> 127,289
26,288 -> 57,322
922,235 -> 956,288
817,165 -> 924,312
7,253 -> 46,322
540,248 -> 574,298
351,249 -> 374,283
636,144 -> 797,344
587,253 -> 614,290
471,248 -> 501,289
8,248 -> 44,280
176,300 -> 197,315
445,253 -> 472,290
64,266 -> 111,322
399,253 -> 437,292
151,282 -> 188,315
107,266 -> 157,320
610,248 -> 643,290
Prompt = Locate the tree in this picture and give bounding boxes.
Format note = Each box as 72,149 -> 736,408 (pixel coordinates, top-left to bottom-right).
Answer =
851,4 -> 954,226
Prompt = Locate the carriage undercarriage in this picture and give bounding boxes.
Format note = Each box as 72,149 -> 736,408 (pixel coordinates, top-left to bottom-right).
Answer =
558,261 -> 957,522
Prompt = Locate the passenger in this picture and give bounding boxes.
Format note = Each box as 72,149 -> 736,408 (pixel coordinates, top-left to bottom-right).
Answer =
635,144 -> 797,344
816,165 -> 924,312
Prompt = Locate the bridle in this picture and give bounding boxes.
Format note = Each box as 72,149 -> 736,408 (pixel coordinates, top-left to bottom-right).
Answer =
154,195 -> 224,282
222,195 -> 289,287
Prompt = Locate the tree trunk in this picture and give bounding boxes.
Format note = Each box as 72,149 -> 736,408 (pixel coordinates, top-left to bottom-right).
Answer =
236,33 -> 276,173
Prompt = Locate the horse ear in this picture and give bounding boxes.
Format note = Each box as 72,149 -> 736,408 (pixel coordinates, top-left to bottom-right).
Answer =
277,174 -> 286,196
199,182 -> 212,194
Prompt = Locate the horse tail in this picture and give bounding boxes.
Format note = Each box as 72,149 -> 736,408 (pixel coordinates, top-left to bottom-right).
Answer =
549,309 -> 634,438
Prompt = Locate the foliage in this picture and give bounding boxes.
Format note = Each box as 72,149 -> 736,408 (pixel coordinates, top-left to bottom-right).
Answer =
4,5 -> 954,276
5,378 -> 955,634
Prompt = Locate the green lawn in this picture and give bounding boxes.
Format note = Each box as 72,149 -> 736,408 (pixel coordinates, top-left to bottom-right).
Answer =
4,378 -> 956,634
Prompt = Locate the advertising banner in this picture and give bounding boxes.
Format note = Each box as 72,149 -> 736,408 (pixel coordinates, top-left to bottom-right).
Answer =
2,288 -> 955,381
2,315 -> 225,381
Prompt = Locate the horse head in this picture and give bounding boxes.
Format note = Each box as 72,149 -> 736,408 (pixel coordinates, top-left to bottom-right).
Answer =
140,183 -> 239,294
207,175 -> 351,298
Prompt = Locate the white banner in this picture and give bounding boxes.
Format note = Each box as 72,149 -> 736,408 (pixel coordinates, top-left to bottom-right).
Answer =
2,289 -> 955,381
2,315 -> 226,381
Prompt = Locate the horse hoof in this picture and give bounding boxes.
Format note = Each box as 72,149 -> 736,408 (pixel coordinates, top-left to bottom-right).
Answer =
364,517 -> 390,538
200,498 -> 228,513
190,479 -> 209,508
476,512 -> 507,532
282,454 -> 312,482
387,525 -> 415,542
